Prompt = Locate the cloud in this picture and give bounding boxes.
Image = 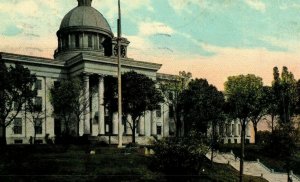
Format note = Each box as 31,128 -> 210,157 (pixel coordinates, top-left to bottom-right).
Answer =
2,25 -> 23,36
280,3 -> 300,10
168,0 -> 191,13
244,0 -> 266,12
138,21 -> 174,36
260,36 -> 300,52
168,0 -> 207,14
94,0 -> 153,25
0,0 -> 39,17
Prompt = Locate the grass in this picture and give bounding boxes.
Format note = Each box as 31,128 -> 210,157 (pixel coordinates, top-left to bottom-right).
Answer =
0,145 -> 268,182
203,163 -> 267,182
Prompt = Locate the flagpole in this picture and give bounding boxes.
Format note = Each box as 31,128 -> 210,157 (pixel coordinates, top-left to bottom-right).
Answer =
117,0 -> 123,148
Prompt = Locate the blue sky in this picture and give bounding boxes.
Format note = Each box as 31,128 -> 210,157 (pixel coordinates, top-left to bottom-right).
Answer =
1,0 -> 300,89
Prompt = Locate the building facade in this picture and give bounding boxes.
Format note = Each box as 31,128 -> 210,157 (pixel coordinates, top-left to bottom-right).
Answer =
0,0 -> 176,144
0,0 -> 253,145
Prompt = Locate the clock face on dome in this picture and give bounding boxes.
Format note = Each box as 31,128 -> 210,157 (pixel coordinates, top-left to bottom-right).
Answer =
113,45 -> 126,58
121,46 -> 126,58
113,45 -> 118,56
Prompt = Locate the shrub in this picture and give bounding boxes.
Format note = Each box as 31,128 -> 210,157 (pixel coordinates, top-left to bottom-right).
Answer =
256,131 -> 272,145
151,132 -> 209,178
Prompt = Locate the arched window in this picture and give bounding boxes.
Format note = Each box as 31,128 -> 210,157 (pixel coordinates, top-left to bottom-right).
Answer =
88,35 -> 93,48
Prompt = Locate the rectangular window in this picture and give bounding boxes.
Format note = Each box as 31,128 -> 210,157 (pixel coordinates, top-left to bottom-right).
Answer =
35,79 -> 42,90
35,118 -> 43,134
156,105 -> 161,118
88,35 -> 93,48
157,126 -> 162,135
75,34 -> 80,48
169,105 -> 174,118
13,118 -> 22,134
35,97 -> 42,111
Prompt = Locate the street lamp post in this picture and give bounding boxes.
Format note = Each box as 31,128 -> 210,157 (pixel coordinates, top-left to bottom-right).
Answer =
117,0 -> 123,148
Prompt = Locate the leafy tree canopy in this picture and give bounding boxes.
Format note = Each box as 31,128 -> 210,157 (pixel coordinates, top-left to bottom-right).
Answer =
50,77 -> 86,136
224,74 -> 263,121
181,78 -> 224,134
0,62 -> 37,145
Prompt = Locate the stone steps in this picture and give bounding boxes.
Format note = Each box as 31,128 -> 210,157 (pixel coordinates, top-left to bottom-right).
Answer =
206,151 -> 300,182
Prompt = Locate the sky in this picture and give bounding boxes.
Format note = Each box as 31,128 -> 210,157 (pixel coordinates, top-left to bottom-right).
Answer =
1,0 -> 300,90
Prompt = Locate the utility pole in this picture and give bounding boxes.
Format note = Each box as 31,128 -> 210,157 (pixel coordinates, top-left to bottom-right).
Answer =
117,0 -> 123,148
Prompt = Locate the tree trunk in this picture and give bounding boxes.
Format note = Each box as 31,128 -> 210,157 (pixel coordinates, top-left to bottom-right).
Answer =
240,121 -> 246,182
0,125 -> 7,146
253,123 -> 258,144
211,122 -> 216,167
34,130 -> 37,145
76,116 -> 80,136
132,119 -> 136,143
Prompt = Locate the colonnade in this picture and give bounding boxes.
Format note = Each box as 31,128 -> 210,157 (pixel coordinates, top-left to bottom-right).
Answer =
81,73 -> 159,137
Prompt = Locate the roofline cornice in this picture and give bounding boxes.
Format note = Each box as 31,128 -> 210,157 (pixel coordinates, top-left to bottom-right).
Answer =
0,52 -> 64,68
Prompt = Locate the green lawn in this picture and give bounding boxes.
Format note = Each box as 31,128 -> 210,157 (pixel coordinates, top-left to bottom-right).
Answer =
0,145 -> 267,182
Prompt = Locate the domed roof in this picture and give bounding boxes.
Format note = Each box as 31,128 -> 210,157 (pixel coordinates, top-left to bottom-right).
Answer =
60,0 -> 113,37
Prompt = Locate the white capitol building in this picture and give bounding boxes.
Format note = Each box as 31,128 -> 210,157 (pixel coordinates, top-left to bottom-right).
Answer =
0,0 -> 253,144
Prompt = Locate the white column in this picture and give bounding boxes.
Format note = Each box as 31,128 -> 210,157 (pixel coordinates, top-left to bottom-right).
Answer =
98,75 -> 105,135
144,111 -> 151,137
112,112 -> 118,135
151,111 -> 157,135
79,88 -> 84,136
97,34 -> 100,50
83,74 -> 90,135
139,114 -> 145,135
234,121 -> 238,136
68,34 -> 71,48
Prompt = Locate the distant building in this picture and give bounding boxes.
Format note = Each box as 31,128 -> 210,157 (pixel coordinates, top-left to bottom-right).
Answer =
217,121 -> 254,144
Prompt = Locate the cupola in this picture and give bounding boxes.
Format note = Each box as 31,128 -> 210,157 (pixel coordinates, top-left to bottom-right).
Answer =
54,0 -> 114,60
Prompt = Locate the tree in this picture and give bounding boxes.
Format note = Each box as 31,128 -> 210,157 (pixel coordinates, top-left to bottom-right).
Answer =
224,74 -> 263,182
159,71 -> 192,137
103,76 -> 118,135
180,78 -> 224,166
24,93 -> 46,144
0,62 -> 37,146
121,71 -> 163,143
270,67 -> 299,180
50,77 -> 89,137
181,79 -> 224,136
272,66 -> 298,125
249,86 -> 269,144
264,86 -> 278,132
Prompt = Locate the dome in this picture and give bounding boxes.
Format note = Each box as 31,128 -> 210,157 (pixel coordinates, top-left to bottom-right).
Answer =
59,0 -> 113,37
54,0 -> 116,60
